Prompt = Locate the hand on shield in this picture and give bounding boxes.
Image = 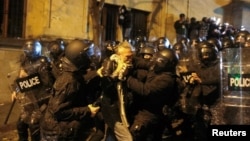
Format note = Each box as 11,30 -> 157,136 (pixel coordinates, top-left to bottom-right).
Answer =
88,104 -> 100,117
189,72 -> 202,84
11,91 -> 17,102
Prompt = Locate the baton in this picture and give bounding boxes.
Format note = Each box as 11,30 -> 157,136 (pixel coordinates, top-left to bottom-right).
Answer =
4,98 -> 16,125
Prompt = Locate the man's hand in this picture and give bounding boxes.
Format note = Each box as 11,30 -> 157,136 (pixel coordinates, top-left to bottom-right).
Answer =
177,65 -> 188,73
88,104 -> 100,117
117,63 -> 132,81
111,59 -> 125,78
189,72 -> 202,84
11,91 -> 17,102
97,66 -> 104,77
19,69 -> 28,78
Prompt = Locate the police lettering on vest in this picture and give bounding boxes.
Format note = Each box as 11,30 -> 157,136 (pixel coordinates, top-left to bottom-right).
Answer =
16,73 -> 42,93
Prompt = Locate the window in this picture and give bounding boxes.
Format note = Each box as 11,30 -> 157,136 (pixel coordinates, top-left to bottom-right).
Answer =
0,0 -> 25,38
130,9 -> 149,39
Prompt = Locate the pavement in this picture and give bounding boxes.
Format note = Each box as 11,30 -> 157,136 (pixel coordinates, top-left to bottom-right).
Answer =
0,101 -> 20,140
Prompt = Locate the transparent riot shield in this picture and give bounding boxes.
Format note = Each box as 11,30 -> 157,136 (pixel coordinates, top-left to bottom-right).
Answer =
219,47 -> 250,124
0,46 -> 53,125
176,49 -> 200,83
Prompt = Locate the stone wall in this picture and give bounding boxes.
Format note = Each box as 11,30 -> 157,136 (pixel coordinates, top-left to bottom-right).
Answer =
0,47 -> 22,103
24,0 -> 250,44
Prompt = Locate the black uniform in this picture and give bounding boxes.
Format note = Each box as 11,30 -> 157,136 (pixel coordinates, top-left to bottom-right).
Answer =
46,39 -> 65,78
40,39 -> 99,141
127,49 -> 180,141
15,40 -> 54,141
40,57 -> 96,140
177,41 -> 220,141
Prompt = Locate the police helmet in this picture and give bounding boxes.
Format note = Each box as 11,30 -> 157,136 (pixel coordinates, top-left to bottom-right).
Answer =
198,41 -> 218,63
189,37 -> 202,49
245,33 -> 250,41
221,37 -> 235,49
156,37 -> 172,51
139,46 -> 155,55
47,40 -> 65,59
234,30 -> 249,47
207,38 -> 222,51
150,48 -> 178,73
65,39 -> 92,69
173,42 -> 188,54
135,35 -> 147,44
180,37 -> 190,46
104,40 -> 116,54
23,39 -> 42,59
244,33 -> 250,48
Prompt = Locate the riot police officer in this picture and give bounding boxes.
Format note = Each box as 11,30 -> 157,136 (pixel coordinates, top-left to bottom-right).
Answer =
173,42 -> 189,61
134,45 -> 156,82
173,42 -> 192,80
126,48 -> 180,141
180,41 -> 220,141
220,36 -> 238,63
40,39 -> 100,141
103,40 -> 117,58
207,37 -> 222,51
46,39 -> 65,78
221,36 -> 235,49
234,30 -> 249,48
11,39 -> 55,141
244,33 -> 250,48
134,34 -> 147,55
137,45 -> 156,61
179,37 -> 190,48
188,37 -> 202,64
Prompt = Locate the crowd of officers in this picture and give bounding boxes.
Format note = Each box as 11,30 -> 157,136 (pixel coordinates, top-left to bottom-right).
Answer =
10,18 -> 250,141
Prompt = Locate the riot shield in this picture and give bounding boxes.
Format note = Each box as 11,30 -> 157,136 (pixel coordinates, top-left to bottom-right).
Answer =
0,47 -> 52,125
218,47 -> 250,124
176,49 -> 200,83
176,52 -> 201,115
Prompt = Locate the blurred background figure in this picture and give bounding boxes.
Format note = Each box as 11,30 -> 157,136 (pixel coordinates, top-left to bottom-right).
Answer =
118,5 -> 132,40
188,17 -> 199,39
174,13 -> 189,42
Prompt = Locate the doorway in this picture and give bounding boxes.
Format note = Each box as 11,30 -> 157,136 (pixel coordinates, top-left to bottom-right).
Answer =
102,4 -> 149,41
